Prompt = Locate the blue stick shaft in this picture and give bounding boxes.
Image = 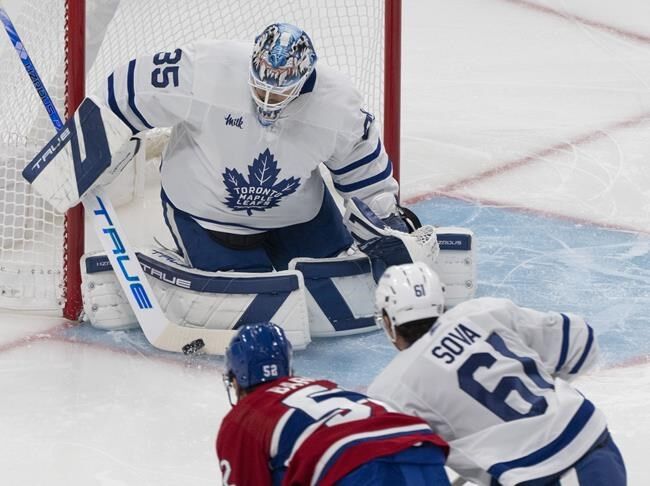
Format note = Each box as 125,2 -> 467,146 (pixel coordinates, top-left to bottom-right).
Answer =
0,7 -> 64,130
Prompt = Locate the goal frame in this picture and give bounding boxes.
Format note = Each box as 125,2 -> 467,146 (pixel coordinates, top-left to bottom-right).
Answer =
61,0 -> 401,320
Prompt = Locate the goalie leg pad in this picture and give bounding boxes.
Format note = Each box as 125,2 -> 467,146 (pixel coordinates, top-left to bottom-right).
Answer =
82,254 -> 140,331
358,235 -> 412,282
289,253 -> 377,337
432,227 -> 476,307
82,247 -> 311,349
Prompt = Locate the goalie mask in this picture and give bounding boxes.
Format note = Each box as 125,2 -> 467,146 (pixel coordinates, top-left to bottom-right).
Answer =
374,262 -> 445,343
223,322 -> 293,405
249,23 -> 318,125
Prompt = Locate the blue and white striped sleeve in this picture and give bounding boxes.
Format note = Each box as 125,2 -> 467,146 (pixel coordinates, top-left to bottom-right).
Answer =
548,312 -> 598,380
324,103 -> 399,218
504,301 -> 600,381
96,45 -> 195,135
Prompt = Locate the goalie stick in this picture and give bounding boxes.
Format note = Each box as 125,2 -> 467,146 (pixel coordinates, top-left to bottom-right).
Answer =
1,7 -> 235,354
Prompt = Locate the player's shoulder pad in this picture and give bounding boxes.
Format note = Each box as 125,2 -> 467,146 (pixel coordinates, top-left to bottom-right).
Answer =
190,39 -> 251,65
189,39 -> 252,109
296,64 -> 365,131
367,349 -> 417,399
442,297 -> 515,320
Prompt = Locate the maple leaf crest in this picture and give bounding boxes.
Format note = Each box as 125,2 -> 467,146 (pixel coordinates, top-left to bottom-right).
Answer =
222,149 -> 301,216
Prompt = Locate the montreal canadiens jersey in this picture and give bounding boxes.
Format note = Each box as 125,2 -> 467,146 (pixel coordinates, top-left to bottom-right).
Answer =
368,297 -> 606,486
216,376 -> 448,486
97,40 -> 398,234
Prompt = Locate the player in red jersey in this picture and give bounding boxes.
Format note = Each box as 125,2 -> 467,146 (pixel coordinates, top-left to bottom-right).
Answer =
216,322 -> 450,485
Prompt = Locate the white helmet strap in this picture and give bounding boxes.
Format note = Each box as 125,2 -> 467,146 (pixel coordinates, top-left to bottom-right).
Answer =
375,310 -> 398,343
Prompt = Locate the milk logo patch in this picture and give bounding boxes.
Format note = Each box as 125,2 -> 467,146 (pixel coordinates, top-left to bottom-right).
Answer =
224,113 -> 244,129
223,148 -> 301,215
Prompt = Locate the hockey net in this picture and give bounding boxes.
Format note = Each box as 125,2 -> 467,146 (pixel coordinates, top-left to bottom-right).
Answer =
0,0 -> 400,318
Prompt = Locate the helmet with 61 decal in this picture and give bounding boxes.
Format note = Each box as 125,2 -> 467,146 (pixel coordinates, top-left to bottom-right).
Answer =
249,23 -> 318,125
374,262 -> 445,342
223,322 -> 292,404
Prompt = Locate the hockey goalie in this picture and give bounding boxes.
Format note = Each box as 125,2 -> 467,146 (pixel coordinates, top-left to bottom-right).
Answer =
24,22 -> 476,352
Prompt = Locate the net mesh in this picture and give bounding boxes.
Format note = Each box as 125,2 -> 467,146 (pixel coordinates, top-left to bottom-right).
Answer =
0,2 -> 67,310
86,0 -> 385,119
0,0 -> 388,312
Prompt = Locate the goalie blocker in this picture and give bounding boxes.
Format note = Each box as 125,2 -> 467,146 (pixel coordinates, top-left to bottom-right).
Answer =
22,96 -> 139,213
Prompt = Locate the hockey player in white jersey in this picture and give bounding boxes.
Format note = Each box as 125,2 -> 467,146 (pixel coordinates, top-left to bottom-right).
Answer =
22,21 -> 449,343
368,262 -> 626,486
22,21 -> 447,342
96,22 -> 412,272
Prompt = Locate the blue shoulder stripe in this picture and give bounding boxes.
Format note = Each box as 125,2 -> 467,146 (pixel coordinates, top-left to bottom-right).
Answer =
569,324 -> 594,374
329,139 -> 382,176
127,60 -> 154,129
107,72 -> 138,134
333,158 -> 392,193
555,313 -> 571,372
487,399 -> 597,479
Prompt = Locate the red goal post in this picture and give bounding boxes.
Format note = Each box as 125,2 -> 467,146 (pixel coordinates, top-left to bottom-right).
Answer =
0,0 -> 401,319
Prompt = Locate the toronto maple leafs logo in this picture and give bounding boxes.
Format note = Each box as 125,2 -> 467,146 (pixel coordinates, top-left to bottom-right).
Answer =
223,149 -> 301,215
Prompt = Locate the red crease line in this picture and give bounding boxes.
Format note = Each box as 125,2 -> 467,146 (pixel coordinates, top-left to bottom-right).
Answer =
502,0 -> 650,45
438,111 -> 650,193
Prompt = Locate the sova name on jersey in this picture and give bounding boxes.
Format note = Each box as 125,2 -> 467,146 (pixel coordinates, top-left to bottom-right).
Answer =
431,323 -> 482,364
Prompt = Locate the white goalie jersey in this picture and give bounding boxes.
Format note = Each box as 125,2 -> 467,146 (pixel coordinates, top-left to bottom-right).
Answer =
368,297 -> 606,486
97,39 -> 398,235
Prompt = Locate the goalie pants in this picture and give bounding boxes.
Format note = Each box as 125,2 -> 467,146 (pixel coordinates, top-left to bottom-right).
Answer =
161,187 -> 352,272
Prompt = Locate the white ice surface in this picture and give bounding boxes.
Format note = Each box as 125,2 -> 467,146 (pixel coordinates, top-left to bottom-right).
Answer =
0,333 -> 228,485
2,0 -> 650,484
0,325 -> 646,484
572,364 -> 650,482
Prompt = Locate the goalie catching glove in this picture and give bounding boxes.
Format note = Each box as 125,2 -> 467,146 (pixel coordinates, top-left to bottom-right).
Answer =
22,96 -> 139,213
343,197 -> 439,281
364,192 -> 421,233
345,197 -> 478,306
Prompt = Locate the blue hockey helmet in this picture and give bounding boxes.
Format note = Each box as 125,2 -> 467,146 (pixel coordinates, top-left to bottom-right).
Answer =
249,23 -> 318,125
224,322 -> 293,394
